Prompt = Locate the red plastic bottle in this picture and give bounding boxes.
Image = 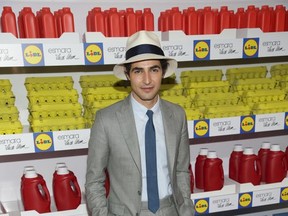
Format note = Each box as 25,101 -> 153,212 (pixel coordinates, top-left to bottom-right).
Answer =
274,5 -> 286,32
108,8 -> 120,37
188,163 -> 194,193
19,7 -> 39,38
234,8 -> 247,29
257,5 -> 271,32
54,10 -> 62,37
246,5 -> 258,28
229,144 -> 243,182
238,147 -> 261,185
39,7 -> 57,38
266,144 -> 287,183
1,6 -> 18,37
185,7 -> 198,35
125,8 -> 137,37
90,7 -> 105,35
203,6 -> 216,34
258,142 -> 270,182
53,164 -> 81,211
61,7 -> 75,33
195,148 -> 208,189
119,10 -> 126,37
142,8 -> 154,31
219,6 -> 231,33
170,7 -> 182,31
197,9 -> 204,35
203,151 -> 224,192
135,10 -> 143,31
21,167 -> 51,213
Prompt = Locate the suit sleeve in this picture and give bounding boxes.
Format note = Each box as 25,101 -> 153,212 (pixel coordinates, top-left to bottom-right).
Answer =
176,110 -> 195,216
85,110 -> 109,216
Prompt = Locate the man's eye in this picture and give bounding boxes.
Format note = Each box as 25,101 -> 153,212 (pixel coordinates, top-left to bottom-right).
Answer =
151,68 -> 160,73
133,70 -> 141,74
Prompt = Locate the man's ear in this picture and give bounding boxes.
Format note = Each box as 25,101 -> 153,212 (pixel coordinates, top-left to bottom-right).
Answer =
125,72 -> 130,81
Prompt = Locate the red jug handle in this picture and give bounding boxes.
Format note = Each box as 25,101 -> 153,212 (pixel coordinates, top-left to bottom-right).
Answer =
72,177 -> 82,197
282,153 -> 288,172
256,158 -> 262,178
41,182 -> 51,203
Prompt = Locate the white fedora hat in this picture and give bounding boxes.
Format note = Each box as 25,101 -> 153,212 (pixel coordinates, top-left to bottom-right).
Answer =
113,30 -> 177,80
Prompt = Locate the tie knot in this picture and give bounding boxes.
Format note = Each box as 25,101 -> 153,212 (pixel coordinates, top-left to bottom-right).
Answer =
146,110 -> 153,119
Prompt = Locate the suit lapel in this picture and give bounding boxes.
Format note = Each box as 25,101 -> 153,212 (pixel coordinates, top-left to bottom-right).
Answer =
160,100 -> 177,176
116,96 -> 141,174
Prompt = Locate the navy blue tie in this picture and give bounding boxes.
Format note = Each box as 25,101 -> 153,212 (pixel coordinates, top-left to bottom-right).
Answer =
145,110 -> 159,213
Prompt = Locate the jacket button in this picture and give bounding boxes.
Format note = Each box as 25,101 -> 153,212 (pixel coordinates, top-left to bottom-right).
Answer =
138,191 -> 141,196
136,213 -> 139,216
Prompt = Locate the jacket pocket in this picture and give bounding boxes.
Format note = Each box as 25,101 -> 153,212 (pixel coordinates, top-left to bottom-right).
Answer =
108,202 -> 125,216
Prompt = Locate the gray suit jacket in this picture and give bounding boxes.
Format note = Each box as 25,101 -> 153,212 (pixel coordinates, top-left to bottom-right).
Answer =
85,95 -> 195,216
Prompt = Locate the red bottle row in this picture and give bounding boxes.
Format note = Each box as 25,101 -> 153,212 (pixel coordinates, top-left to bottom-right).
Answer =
160,5 -> 288,35
21,163 -> 81,213
0,6 -> 74,38
86,7 -> 154,37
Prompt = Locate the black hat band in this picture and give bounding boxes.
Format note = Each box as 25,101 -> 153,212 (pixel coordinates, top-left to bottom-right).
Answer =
125,44 -> 165,60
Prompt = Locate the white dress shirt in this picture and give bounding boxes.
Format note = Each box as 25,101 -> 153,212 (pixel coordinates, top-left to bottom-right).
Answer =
131,95 -> 172,201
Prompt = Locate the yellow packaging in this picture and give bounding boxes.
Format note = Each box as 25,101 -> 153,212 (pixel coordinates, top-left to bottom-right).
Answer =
0,105 -> 19,121
204,105 -> 251,119
79,74 -> 121,88
0,120 -> 23,135
161,95 -> 192,109
242,89 -> 286,105
194,92 -> 241,107
252,101 -> 288,114
180,69 -> 223,84
0,91 -> 15,106
184,108 -> 204,120
27,89 -> 79,104
160,84 -> 185,96
186,81 -> 230,94
226,66 -> 267,82
25,76 -> 74,91
232,78 -> 277,92
0,79 -> 12,92
270,64 -> 288,77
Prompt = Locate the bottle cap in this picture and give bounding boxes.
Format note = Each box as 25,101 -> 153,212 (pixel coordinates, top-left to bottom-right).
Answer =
270,144 -> 280,151
261,142 -> 271,149
199,148 -> 208,155
243,147 -> 254,155
55,162 -> 67,170
23,166 -> 35,174
233,144 -> 243,152
207,151 -> 217,158
57,166 -> 69,175
25,169 -> 38,178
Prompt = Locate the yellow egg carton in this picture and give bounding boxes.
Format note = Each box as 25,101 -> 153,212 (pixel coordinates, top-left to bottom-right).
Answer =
180,69 -> 223,84
204,105 -> 251,119
186,80 -> 230,94
232,78 -> 277,92
226,66 -> 267,82
79,74 -> 121,88
252,101 -> 288,114
82,87 -> 130,102
25,76 -> 74,91
0,79 -> 12,92
242,89 -> 286,105
29,102 -> 83,119
270,63 -> 288,77
0,120 -> 23,135
27,89 -> 79,104
277,75 -> 288,89
194,92 -> 241,107
30,117 -> 86,132
160,84 -> 185,96
184,108 -> 204,120
161,95 -> 192,109
0,91 -> 15,106
0,105 -> 19,121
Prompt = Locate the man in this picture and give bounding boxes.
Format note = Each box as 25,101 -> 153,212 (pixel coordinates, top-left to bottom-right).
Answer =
85,30 -> 194,216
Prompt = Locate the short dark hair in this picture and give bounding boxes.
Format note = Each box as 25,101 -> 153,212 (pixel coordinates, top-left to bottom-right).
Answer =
124,59 -> 169,77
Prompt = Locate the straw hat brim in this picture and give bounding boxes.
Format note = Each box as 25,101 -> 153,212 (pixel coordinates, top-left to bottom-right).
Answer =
113,53 -> 178,80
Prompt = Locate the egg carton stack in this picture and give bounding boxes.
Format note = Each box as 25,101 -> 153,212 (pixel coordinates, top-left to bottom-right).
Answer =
25,76 -> 85,132
0,79 -> 23,135
251,63 -> 288,114
79,74 -> 130,127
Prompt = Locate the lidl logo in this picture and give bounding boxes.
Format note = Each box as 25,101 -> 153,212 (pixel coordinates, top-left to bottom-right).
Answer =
194,40 -> 210,61
239,192 -> 252,208
280,187 -> 288,202
84,43 -> 104,65
194,120 -> 209,138
194,198 -> 209,214
33,132 -> 54,152
243,38 -> 259,58
240,115 -> 255,133
22,44 -> 44,66
285,112 -> 288,129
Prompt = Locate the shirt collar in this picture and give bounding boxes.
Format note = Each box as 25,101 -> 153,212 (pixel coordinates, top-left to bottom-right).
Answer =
131,94 -> 160,118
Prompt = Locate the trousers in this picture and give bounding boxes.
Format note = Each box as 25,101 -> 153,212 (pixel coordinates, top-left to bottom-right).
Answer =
140,196 -> 178,216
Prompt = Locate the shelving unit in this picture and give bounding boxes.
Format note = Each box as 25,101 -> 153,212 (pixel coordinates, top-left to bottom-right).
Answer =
1,0 -> 288,215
